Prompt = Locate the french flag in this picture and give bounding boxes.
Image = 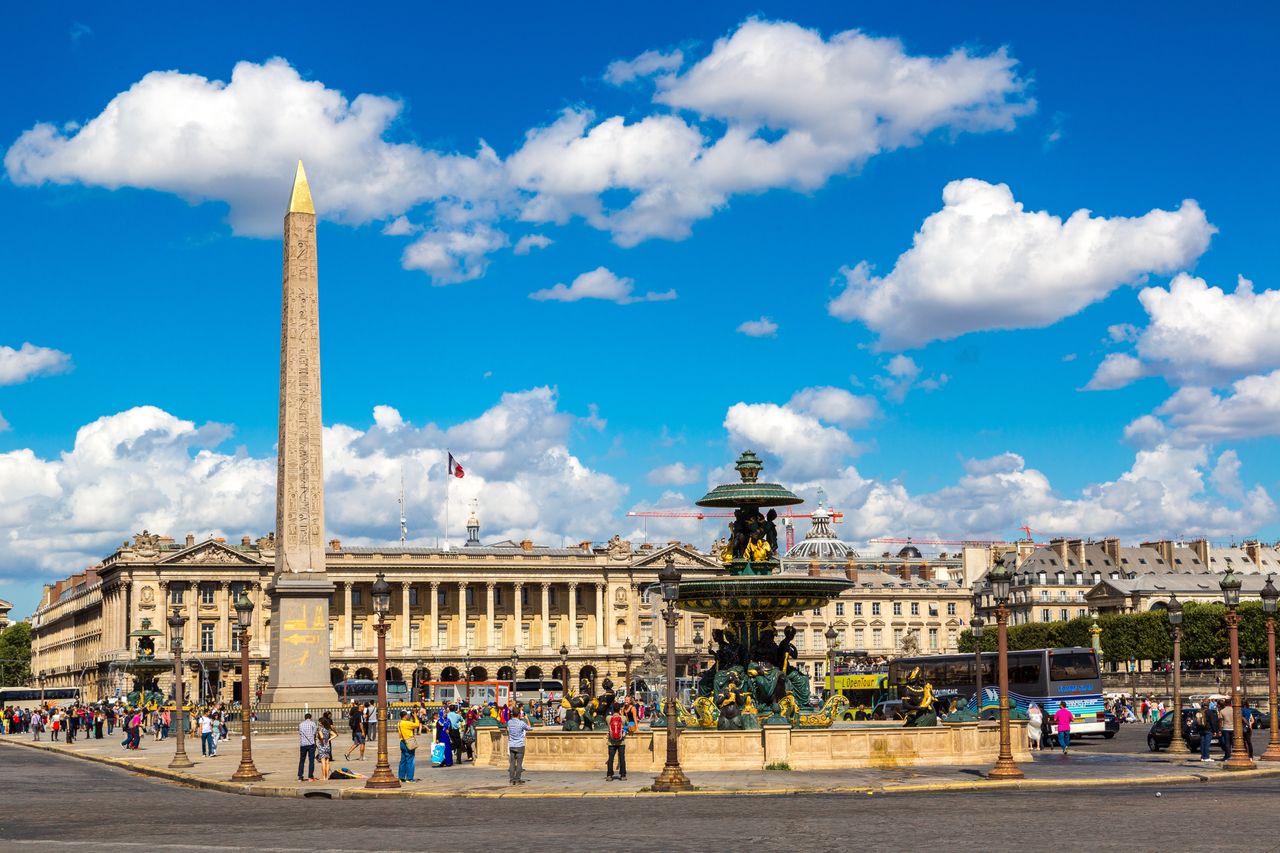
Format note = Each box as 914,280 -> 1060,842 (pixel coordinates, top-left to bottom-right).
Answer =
447,452 -> 465,479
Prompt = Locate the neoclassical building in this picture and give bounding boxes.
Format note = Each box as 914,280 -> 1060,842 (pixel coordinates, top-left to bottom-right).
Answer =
31,519 -> 723,705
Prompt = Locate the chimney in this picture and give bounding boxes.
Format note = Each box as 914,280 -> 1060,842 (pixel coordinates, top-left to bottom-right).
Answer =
185,534 -> 195,547
241,535 -> 251,547
578,540 -> 593,552
808,560 -> 822,577
1050,537 -> 1069,566
899,565 -> 911,581
845,561 -> 858,582
1141,539 -> 1175,566
1070,539 -> 1086,569
1102,537 -> 1121,567
1245,540 -> 1262,568
329,538 -> 342,552
521,539 -> 534,552
213,537 -> 226,543
1191,538 -> 1210,567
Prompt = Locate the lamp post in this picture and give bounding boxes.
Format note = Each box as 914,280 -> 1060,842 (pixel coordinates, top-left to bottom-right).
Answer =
825,625 -> 838,699
1261,575 -> 1280,761
1221,568 -> 1255,771
1166,594 -> 1189,754
365,573 -> 400,789
559,644 -> 569,696
231,590 -> 262,781
692,628 -> 704,685
415,658 -> 424,703
167,610 -> 194,769
463,651 -> 472,705
987,558 -> 1023,779
653,555 -> 691,792
342,664 -> 350,703
509,648 -> 519,692
971,612 -> 986,718
622,638 -> 634,697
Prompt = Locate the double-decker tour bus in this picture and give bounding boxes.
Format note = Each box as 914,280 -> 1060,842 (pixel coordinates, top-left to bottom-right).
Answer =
333,678 -> 409,704
887,647 -> 1105,735
826,651 -> 891,720
0,686 -> 81,709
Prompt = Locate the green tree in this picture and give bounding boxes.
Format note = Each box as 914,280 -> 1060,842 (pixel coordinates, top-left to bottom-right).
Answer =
0,622 -> 32,685
1181,601 -> 1228,661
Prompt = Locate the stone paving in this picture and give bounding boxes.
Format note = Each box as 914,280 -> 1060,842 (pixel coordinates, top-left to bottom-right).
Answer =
6,729 -> 1280,798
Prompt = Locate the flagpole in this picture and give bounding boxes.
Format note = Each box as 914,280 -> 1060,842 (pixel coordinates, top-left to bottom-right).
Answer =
444,450 -> 450,552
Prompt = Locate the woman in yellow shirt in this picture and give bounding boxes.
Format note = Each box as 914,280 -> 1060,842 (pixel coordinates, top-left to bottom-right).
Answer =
397,710 -> 421,783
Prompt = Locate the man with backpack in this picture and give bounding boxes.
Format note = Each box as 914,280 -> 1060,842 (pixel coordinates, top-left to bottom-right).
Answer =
1198,699 -> 1220,762
605,703 -> 627,781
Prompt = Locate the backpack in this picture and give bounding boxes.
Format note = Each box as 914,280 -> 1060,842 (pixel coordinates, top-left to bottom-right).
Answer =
608,714 -> 624,742
1195,710 -> 1206,728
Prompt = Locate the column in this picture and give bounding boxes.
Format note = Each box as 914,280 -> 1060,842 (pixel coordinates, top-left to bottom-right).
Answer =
252,582 -> 267,657
429,582 -> 440,651
341,582 -> 353,650
219,581 -> 231,651
401,581 -> 412,651
568,582 -> 579,650
458,582 -> 468,651
595,583 -> 605,650
485,581 -> 496,652
540,582 -> 551,651
513,582 -> 524,651
157,582 -> 170,650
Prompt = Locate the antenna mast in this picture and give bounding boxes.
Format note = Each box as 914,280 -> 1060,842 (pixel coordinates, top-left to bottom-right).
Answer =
399,472 -> 407,545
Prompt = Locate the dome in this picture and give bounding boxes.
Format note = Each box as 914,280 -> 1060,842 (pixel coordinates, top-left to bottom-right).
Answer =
786,505 -> 856,562
897,544 -> 923,559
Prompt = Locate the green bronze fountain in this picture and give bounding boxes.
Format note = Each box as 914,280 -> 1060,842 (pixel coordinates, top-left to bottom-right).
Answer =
676,451 -> 854,728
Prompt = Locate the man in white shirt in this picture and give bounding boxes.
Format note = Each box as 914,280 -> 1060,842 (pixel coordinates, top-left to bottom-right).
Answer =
364,702 -> 377,742
298,713 -> 319,781
198,712 -> 216,757
506,706 -> 531,786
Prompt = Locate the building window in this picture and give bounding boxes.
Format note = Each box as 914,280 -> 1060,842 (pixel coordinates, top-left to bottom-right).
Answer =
1041,609 -> 1051,623
1077,609 -> 1086,618
353,623 -> 364,650
853,602 -> 863,616
871,603 -> 881,616
1040,590 -> 1049,601
795,631 -> 805,650
233,628 -> 243,653
495,586 -> 503,606
948,630 -> 957,648
437,624 -> 448,649
352,588 -> 363,607
871,628 -> 883,648
892,602 -> 902,616
640,587 -> 652,606
813,629 -> 824,651
521,623 -> 531,648
200,623 -> 214,653
812,607 -> 822,616
575,586 -> 583,607
576,623 -> 585,648
947,602 -> 957,616
409,624 -> 420,649
910,602 -> 919,616
1060,609 -> 1069,621
521,586 -> 529,606
466,623 -> 476,648
928,628 -> 938,649
466,587 -> 475,608
200,585 -> 215,606
549,587 -> 558,606
640,620 -> 652,645
835,603 -> 845,616
409,587 -> 419,607
169,586 -> 184,605
1058,590 -> 1068,601
854,628 -> 865,649
437,587 -> 447,607
892,628 -> 903,649
494,624 -> 502,648
548,623 -> 559,647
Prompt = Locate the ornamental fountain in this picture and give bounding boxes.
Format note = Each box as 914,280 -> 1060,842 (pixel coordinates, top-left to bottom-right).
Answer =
676,451 -> 855,728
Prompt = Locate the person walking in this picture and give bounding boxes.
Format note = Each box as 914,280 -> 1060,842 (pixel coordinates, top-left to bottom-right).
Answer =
397,710 -> 420,783
198,711 -> 216,757
1198,700 -> 1219,762
1027,702 -> 1043,751
432,710 -> 454,768
297,713 -> 318,782
507,705 -> 530,786
1054,701 -> 1074,755
1220,698 -> 1235,760
363,701 -> 376,744
344,703 -> 366,761
605,704 -> 627,781
446,704 -> 464,764
1241,700 -> 1257,758
316,713 -> 335,781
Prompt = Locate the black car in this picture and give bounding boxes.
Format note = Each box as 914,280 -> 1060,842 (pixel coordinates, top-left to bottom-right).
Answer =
1102,711 -> 1119,739
1147,708 -> 1207,752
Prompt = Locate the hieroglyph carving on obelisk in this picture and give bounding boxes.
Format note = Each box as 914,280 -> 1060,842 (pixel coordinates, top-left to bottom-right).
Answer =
276,161 -> 326,574
263,161 -> 335,706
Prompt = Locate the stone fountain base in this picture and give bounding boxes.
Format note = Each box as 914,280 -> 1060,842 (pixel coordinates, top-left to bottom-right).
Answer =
472,722 -> 1030,772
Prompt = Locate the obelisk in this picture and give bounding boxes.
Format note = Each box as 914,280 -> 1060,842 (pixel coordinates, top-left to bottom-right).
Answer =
262,161 -> 336,706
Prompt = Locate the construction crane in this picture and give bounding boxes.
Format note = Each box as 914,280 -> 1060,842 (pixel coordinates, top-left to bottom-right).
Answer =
870,536 -> 1047,548
626,509 -> 844,550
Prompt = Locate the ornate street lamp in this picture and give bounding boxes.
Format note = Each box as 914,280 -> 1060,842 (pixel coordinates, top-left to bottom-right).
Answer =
653,555 -> 692,792
509,648 -> 519,691
1166,595 -> 1188,754
365,573 -> 400,789
559,644 -> 569,696
622,637 -> 634,697
824,625 -> 839,699
1220,568 -> 1254,770
971,611 -> 986,718
415,658 -> 425,703
167,610 -> 194,769
463,651 -> 473,705
692,628 -> 705,684
987,557 -> 1023,779
1261,576 -> 1280,761
231,590 -> 262,781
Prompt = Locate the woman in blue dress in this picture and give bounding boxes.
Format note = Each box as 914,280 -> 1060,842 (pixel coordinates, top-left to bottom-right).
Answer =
433,709 -> 454,767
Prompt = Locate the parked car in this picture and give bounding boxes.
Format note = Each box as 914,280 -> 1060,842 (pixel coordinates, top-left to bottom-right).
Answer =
1147,708 -> 1202,752
1102,711 -> 1119,739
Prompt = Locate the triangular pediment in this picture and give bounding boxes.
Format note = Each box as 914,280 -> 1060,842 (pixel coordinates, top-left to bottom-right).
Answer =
158,540 -> 266,566
630,543 -> 721,569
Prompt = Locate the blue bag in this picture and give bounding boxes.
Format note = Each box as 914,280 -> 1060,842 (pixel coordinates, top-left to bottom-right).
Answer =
431,741 -> 446,765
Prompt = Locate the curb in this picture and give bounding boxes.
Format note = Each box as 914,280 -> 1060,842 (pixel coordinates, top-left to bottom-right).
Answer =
5,737 -> 1280,799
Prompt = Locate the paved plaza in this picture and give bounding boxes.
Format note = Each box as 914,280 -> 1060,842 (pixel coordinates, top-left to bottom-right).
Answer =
2,743 -> 1278,852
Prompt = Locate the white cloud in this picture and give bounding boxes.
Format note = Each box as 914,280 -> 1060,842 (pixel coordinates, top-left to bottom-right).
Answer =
828,179 -> 1215,349
646,462 -> 701,486
787,387 -> 879,429
529,266 -> 676,304
381,216 -> 421,236
1107,323 -> 1140,343
605,49 -> 684,85
873,355 -> 948,402
1211,449 -> 1244,501
724,402 -> 857,479
1146,370 -> 1280,443
736,317 -> 778,337
0,389 -> 628,581
1085,352 -> 1147,391
513,234 -> 553,255
0,342 -> 72,385
401,224 -> 509,284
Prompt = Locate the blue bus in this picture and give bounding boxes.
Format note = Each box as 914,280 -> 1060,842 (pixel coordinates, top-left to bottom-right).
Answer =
888,647 -> 1105,735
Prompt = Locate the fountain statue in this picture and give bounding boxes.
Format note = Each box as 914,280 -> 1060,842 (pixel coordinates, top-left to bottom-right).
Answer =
676,452 -> 855,728
126,618 -> 169,708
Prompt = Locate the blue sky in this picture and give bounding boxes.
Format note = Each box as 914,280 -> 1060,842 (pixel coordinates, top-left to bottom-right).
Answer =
2,3 -> 1279,618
